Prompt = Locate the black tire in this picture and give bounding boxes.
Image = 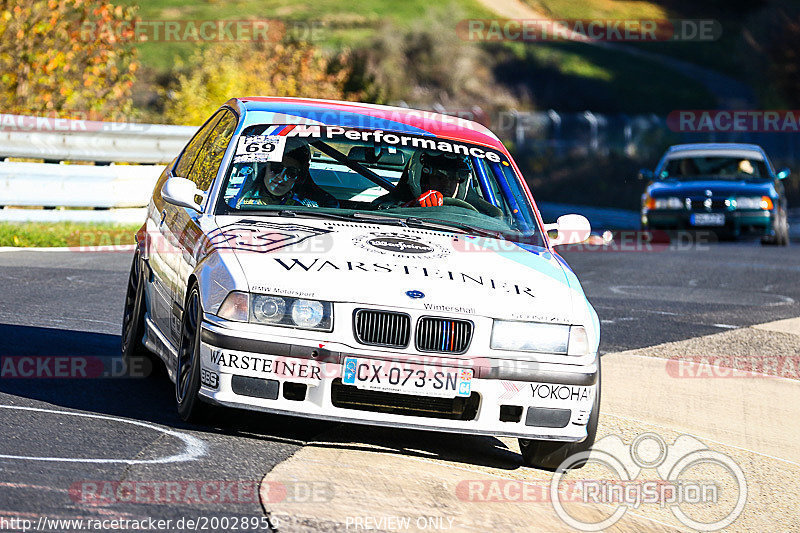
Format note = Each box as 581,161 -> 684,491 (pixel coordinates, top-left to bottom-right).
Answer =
518,362 -> 601,471
175,285 -> 213,422
121,253 -> 158,378
778,211 -> 790,246
762,210 -> 790,246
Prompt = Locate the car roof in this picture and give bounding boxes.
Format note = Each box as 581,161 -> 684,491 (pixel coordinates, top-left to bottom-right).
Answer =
228,97 -> 505,150
666,143 -> 766,156
657,143 -> 774,174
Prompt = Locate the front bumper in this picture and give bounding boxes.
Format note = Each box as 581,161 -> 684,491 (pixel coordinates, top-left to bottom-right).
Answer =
197,319 -> 598,441
643,209 -> 772,235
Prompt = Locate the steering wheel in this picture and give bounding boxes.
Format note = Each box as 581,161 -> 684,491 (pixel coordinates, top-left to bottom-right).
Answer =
443,197 -> 479,212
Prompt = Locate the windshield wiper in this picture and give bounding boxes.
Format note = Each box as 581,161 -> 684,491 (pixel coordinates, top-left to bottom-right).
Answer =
404,217 -> 508,240
271,210 -> 407,227
350,212 -> 407,226
272,210 -> 352,222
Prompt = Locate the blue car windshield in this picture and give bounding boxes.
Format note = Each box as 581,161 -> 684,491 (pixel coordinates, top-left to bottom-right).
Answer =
662,156 -> 770,181
215,124 -> 542,246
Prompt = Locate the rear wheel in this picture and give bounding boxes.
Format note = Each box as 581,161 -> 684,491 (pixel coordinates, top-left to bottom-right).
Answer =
175,285 -> 213,422
121,253 -> 158,377
518,362 -> 601,471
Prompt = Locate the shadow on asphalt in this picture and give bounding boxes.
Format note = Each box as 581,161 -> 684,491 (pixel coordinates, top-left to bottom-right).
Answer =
0,323 -> 522,470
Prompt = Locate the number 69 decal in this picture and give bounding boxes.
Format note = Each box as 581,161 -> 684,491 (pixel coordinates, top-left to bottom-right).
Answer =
234,134 -> 287,163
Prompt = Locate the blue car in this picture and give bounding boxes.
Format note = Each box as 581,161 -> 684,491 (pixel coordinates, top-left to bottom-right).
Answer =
640,143 -> 790,245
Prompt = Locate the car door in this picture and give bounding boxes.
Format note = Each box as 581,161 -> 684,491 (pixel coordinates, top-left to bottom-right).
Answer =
150,111 -> 224,343
169,109 -> 238,345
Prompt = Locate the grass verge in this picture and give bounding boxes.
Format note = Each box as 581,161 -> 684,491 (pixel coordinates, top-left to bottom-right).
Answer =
0,223 -> 140,248
117,0 -> 496,70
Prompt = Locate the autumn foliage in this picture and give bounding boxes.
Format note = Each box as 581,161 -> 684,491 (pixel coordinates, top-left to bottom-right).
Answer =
0,0 -> 138,119
164,41 -> 358,125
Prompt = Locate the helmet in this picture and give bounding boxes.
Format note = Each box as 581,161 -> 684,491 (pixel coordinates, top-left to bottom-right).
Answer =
418,152 -> 472,200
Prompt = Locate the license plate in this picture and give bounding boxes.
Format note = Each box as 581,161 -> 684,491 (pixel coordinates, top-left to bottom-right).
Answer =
341,357 -> 473,398
691,213 -> 725,226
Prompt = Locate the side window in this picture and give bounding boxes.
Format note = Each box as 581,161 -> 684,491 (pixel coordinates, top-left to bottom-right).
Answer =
187,110 -> 238,193
173,111 -> 224,178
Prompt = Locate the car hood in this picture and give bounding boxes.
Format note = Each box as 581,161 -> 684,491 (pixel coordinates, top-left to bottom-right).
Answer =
648,180 -> 775,198
210,216 -> 582,322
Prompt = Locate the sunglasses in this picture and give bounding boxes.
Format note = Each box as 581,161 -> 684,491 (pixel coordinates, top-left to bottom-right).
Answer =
268,163 -> 302,180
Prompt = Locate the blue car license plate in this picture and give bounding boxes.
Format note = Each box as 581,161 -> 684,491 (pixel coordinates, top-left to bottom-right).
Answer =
690,213 -> 725,226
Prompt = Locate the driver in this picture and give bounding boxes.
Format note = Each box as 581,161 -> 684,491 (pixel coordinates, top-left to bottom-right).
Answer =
373,151 -> 502,217
373,152 -> 473,209
417,152 -> 472,203
738,159 -> 755,175
235,141 -> 338,208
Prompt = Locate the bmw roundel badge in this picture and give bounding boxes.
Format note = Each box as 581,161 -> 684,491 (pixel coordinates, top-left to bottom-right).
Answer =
406,290 -> 425,299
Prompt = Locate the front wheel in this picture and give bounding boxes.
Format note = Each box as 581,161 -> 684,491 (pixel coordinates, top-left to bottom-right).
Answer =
518,362 -> 601,471
121,253 -> 158,377
762,209 -> 790,246
777,211 -> 790,246
175,285 -> 213,422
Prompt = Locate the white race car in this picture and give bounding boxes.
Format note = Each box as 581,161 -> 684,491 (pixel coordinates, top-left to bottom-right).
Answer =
122,97 -> 600,469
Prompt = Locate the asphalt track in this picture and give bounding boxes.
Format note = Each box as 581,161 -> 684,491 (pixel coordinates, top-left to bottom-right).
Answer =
0,240 -> 798,531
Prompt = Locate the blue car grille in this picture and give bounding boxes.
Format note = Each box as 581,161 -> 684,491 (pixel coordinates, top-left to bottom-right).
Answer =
415,317 -> 473,354
687,198 -> 729,210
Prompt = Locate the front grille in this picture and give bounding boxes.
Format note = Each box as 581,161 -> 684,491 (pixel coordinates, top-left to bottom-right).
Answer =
331,379 -> 480,420
353,309 -> 411,348
416,317 -> 473,354
688,199 -> 729,210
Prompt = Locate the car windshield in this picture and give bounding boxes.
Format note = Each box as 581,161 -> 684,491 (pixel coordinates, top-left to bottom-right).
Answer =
662,156 -> 770,181
215,124 -> 543,245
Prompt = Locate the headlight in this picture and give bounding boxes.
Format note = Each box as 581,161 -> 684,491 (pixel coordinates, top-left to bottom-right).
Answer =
291,299 -> 325,328
251,294 -> 333,331
217,292 -> 333,331
491,321 -> 591,356
734,196 -> 773,210
252,295 -> 286,324
653,197 -> 683,210
491,321 -> 569,354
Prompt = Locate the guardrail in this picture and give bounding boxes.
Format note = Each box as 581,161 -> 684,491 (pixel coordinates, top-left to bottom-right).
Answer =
0,114 -> 195,163
0,114 -> 195,222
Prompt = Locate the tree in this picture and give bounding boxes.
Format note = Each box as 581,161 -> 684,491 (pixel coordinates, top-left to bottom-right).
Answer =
164,40 -> 357,125
0,0 -> 138,119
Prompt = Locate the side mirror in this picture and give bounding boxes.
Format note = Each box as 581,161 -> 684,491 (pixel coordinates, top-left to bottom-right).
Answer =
638,168 -> 654,181
777,168 -> 791,180
544,214 -> 591,246
162,177 -> 203,212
